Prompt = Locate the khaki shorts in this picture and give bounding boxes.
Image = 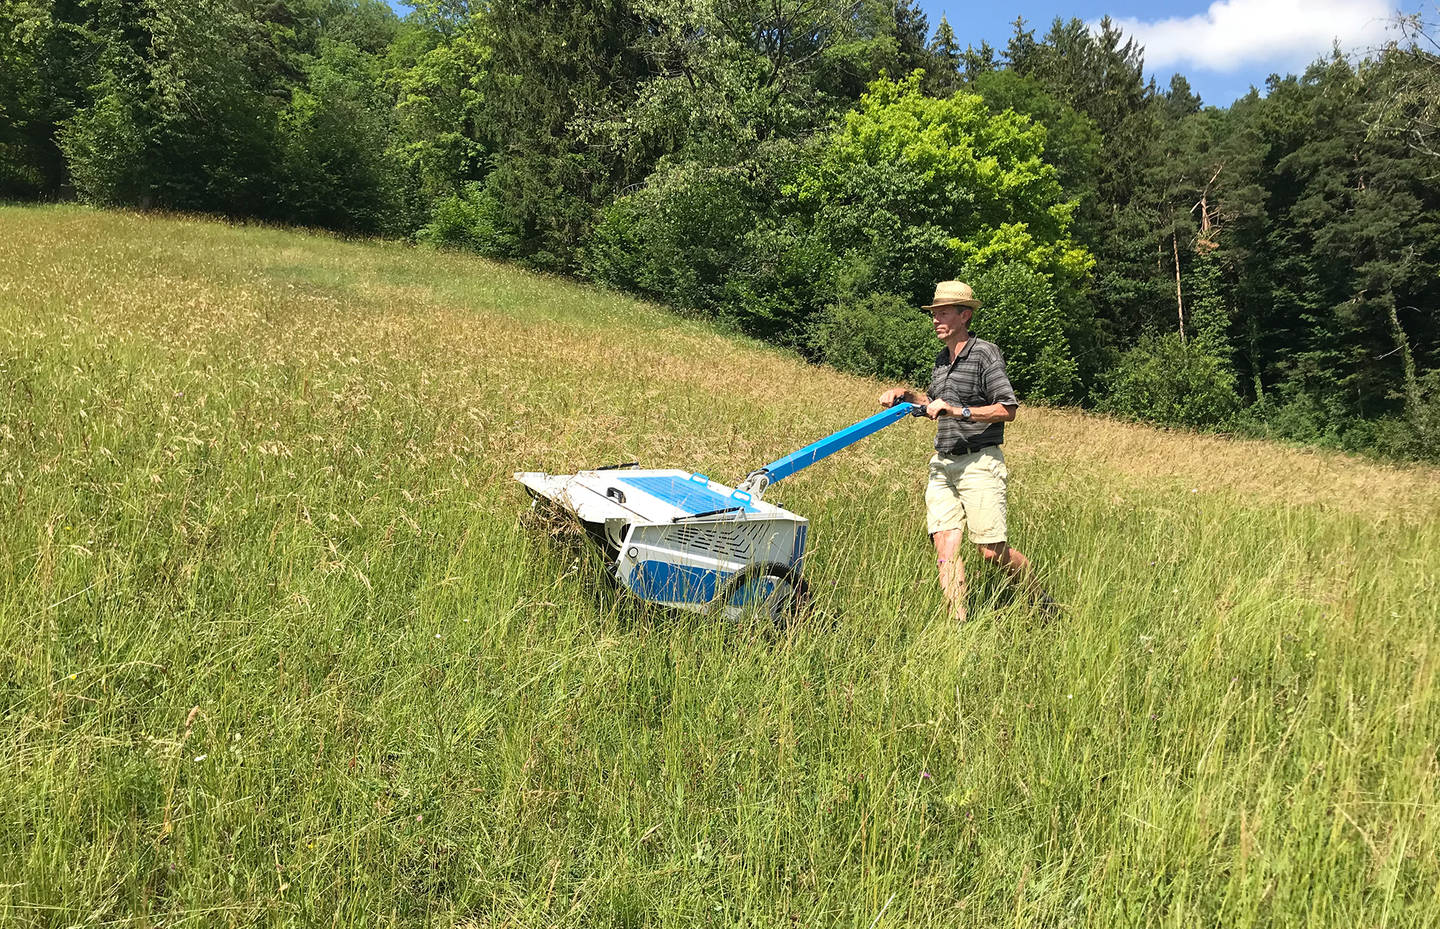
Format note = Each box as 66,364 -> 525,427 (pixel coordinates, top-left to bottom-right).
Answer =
925,447 -> 1008,543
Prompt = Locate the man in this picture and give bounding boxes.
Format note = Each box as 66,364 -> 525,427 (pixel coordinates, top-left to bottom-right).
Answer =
878,280 -> 1054,622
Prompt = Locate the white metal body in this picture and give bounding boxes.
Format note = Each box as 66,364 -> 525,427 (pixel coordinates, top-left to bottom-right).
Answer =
514,468 -> 808,615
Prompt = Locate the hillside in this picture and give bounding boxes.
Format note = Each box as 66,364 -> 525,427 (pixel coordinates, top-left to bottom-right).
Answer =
3,206 -> 1437,926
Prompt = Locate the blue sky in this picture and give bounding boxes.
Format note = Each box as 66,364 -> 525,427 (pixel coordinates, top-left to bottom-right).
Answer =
928,0 -> 1403,105
385,0 -> 1404,108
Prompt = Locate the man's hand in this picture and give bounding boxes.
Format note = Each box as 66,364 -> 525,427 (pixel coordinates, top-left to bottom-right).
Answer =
878,387 -> 911,408
924,399 -> 955,420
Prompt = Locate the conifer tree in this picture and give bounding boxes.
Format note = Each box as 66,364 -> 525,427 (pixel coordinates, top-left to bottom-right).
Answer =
926,16 -> 962,95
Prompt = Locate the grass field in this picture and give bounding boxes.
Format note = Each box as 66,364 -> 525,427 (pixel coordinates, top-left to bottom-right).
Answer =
3,205 -> 1439,927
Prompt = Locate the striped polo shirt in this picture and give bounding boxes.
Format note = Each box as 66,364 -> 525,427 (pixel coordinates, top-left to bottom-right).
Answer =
927,337 -> 1019,454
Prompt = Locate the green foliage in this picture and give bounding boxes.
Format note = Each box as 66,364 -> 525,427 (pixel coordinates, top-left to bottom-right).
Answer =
279,41 -> 409,233
1,0 -> 107,197
572,0 -> 921,205
109,0 -> 277,212
1100,332 -> 1241,428
966,262 -> 1079,402
0,0 -> 54,195
925,16 -> 962,96
475,0 -> 657,270
1233,386 -> 1377,453
809,291 -> 935,382
1366,11 -> 1440,167
791,73 -> 1093,304
1242,56 -> 1440,430
387,21 -> 489,201
417,180 -> 517,256
1184,253 -> 1232,352
584,147 -> 829,336
1239,364 -> 1440,464
712,219 -> 839,344
1007,17 -> 1169,344
586,142 -> 847,344
968,69 -> 1102,207
58,0 -> 413,217
56,80 -> 149,207
585,161 -> 766,310
1376,368 -> 1440,461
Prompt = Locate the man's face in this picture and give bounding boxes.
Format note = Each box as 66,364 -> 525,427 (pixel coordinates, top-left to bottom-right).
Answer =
931,305 -> 970,341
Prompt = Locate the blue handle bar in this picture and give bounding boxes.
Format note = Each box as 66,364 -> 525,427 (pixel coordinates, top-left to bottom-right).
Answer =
759,401 -> 928,485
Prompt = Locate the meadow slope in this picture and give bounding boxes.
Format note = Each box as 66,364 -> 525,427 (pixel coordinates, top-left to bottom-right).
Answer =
2,205 -> 1438,927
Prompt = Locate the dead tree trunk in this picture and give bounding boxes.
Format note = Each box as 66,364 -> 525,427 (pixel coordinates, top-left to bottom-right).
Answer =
1172,229 -> 1186,343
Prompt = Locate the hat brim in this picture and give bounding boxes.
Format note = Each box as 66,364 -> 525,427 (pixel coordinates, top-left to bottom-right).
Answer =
922,299 -> 981,310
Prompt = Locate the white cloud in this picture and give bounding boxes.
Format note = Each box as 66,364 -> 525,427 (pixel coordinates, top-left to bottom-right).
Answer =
1105,0 -> 1400,73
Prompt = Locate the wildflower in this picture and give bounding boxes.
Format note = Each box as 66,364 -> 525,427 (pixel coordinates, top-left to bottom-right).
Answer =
920,771 -> 931,780
193,754 -> 207,762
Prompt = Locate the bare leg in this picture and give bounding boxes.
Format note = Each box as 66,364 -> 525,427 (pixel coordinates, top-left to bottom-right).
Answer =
978,542 -> 1057,611
978,541 -> 1031,583
932,529 -> 968,622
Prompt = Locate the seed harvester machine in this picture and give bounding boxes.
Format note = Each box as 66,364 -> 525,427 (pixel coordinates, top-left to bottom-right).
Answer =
515,401 -> 931,619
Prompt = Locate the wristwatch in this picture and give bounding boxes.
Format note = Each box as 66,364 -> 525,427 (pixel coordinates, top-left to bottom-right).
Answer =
960,406 -> 972,422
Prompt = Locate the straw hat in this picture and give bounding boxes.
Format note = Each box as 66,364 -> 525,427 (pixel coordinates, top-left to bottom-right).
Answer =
922,280 -> 981,310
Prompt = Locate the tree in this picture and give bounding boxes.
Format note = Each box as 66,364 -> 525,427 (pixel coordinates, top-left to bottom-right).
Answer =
1237,55 -> 1440,438
786,74 -> 1091,395
1163,73 -> 1201,118
61,0 -> 280,212
1,1 -> 63,195
968,69 -> 1101,205
578,0 -> 909,169
1366,8 -> 1440,165
791,74 -> 1091,299
387,18 -> 490,201
278,39 -> 409,233
892,0 -> 932,79
961,41 -> 997,81
1002,17 -> 1038,73
473,0 -> 656,269
1003,17 -> 1170,354
925,15 -> 961,96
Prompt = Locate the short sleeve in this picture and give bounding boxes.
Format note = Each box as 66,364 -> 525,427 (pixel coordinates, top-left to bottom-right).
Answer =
983,348 -> 1019,406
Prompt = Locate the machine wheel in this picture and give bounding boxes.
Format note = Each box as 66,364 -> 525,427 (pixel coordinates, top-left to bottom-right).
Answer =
718,563 -> 810,623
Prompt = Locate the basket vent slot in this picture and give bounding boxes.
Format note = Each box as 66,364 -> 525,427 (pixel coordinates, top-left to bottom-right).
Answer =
668,523 -> 758,560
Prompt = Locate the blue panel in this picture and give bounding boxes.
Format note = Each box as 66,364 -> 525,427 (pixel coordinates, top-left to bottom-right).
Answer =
629,561 -> 726,604
616,475 -> 759,515
790,523 -> 808,569
762,403 -> 919,484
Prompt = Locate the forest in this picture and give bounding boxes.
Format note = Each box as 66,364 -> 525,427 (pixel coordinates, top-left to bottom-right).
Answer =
4,0 -> 1438,460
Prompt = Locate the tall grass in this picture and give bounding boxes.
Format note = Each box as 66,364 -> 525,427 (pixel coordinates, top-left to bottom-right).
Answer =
2,205 -> 1438,927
